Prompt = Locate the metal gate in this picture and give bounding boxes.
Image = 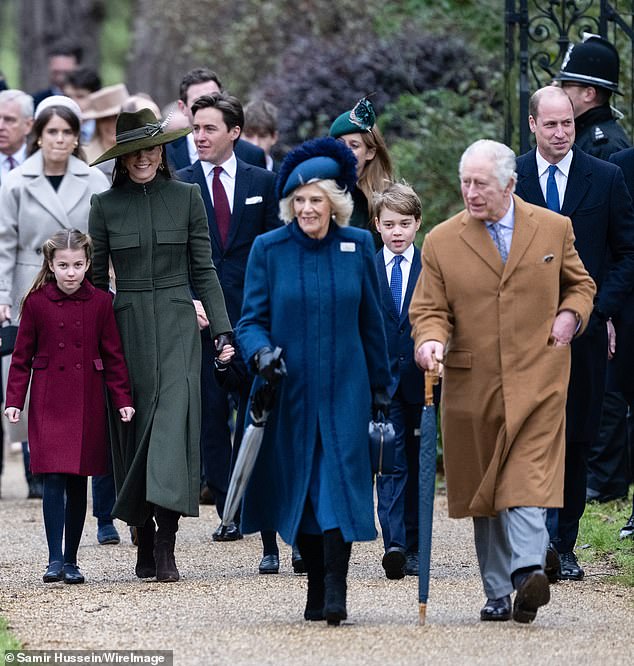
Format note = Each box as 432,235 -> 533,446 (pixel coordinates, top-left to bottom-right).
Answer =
505,0 -> 634,153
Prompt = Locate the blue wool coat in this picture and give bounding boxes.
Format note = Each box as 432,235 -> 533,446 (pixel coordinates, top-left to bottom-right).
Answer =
236,221 -> 390,544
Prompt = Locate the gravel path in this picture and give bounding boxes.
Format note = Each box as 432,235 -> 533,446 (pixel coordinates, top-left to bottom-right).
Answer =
1,448 -> 632,665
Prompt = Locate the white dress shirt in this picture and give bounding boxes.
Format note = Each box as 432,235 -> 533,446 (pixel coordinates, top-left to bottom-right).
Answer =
383,243 -> 415,313
0,144 -> 27,183
186,132 -> 198,165
536,148 -> 572,210
201,153 -> 237,212
486,197 -> 515,258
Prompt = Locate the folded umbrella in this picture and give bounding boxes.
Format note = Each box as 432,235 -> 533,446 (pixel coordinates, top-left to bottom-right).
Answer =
222,347 -> 284,527
419,366 -> 439,625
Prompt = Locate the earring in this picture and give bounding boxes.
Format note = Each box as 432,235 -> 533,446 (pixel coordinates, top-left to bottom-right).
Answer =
158,163 -> 165,171
120,166 -> 128,175
37,139 -> 42,147
74,141 -> 79,148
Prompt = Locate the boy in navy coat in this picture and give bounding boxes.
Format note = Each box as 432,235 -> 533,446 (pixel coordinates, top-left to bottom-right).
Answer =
374,183 -> 425,579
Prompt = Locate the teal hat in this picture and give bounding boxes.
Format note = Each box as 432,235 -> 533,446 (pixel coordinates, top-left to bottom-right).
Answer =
328,98 -> 376,138
90,108 -> 190,166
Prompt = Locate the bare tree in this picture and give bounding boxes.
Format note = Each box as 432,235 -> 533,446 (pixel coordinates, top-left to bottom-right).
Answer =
19,0 -> 105,94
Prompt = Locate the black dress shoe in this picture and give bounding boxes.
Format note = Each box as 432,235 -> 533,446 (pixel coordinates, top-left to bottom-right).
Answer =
512,570 -> 550,623
43,561 -> 63,583
212,522 -> 243,542
382,546 -> 406,580
27,478 -> 43,499
558,551 -> 584,580
199,484 -> 215,505
480,595 -> 511,621
404,552 -> 419,576
259,553 -> 280,574
63,563 -> 85,585
291,545 -> 306,574
544,544 -> 560,584
619,514 -> 634,540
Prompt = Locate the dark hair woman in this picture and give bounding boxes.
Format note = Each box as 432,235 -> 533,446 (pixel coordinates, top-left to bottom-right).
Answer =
236,137 -> 391,625
88,109 -> 232,582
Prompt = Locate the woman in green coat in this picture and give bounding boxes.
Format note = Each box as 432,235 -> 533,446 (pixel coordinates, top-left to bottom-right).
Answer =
89,109 -> 231,582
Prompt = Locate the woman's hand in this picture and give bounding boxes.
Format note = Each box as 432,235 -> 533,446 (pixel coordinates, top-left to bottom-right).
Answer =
193,299 -> 209,330
0,305 -> 11,323
256,347 -> 287,384
119,407 -> 135,422
4,407 -> 20,423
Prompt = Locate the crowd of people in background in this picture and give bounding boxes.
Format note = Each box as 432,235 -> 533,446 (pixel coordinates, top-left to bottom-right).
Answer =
0,31 -> 632,626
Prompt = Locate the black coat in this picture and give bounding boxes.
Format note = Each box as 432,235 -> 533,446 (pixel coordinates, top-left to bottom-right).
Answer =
516,147 -> 634,440
607,147 -> 634,393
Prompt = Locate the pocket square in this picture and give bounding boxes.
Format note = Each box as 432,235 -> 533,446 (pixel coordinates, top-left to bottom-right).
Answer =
542,254 -> 555,263
245,195 -> 263,205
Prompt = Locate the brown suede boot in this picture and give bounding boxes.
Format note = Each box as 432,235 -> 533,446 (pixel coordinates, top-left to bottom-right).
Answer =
154,506 -> 180,582
135,516 -> 156,579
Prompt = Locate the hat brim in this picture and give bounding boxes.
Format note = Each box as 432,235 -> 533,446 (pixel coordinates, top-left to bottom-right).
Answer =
554,72 -> 622,95
82,104 -> 124,120
90,127 -> 191,166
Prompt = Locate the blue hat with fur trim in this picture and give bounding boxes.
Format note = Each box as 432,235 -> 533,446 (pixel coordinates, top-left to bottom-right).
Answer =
277,136 -> 357,199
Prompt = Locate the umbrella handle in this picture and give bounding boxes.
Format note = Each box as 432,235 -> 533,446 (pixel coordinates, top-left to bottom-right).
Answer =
424,368 -> 439,406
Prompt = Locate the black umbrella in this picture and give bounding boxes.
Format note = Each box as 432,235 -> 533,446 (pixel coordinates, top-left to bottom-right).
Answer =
222,347 -> 284,527
418,367 -> 439,625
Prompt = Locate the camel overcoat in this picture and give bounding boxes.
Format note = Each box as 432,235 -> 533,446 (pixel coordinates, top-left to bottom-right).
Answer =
409,195 -> 596,518
89,174 -> 231,526
5,281 -> 132,475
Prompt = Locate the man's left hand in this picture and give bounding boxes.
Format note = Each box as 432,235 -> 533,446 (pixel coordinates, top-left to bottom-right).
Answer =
550,310 -> 577,346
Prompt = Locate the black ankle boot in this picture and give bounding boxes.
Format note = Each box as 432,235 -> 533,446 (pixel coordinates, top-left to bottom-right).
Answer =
323,529 -> 351,626
154,506 -> 180,582
135,516 -> 156,579
296,533 -> 325,621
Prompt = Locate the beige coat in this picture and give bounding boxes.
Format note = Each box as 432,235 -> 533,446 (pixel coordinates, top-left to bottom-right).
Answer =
0,151 -> 109,315
410,195 -> 596,518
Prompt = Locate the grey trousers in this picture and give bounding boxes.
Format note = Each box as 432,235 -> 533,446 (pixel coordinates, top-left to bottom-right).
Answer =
473,506 -> 549,599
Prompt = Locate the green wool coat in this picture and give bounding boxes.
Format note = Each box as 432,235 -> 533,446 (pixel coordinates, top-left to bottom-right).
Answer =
89,174 -> 231,526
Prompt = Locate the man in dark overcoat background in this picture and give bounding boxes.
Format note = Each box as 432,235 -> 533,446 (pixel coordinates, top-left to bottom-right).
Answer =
176,92 -> 279,539
514,86 -> 634,579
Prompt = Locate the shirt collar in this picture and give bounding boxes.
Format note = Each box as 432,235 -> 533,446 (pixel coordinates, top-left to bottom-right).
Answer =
488,196 -> 515,230
535,147 -> 573,179
383,242 -> 415,267
2,144 -> 26,166
201,152 -> 237,180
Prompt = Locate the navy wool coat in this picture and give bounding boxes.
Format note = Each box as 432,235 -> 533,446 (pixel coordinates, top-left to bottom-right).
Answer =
236,221 -> 391,544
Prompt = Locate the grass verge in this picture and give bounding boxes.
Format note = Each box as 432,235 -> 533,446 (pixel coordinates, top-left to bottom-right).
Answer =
0,615 -> 21,657
577,490 -> 634,587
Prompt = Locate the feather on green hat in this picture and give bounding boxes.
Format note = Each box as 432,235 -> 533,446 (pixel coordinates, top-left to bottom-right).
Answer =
328,98 -> 376,138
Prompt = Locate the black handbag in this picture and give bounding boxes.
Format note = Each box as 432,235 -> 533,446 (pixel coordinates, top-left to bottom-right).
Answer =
0,323 -> 18,357
369,411 -> 396,476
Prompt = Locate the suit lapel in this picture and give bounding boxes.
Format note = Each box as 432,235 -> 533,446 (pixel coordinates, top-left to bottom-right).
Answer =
400,247 -> 421,325
500,195 -> 538,286
561,147 -> 592,217
191,161 -> 223,250
459,213 -> 504,277
225,160 -> 250,250
517,149 -> 547,208
376,250 -> 398,321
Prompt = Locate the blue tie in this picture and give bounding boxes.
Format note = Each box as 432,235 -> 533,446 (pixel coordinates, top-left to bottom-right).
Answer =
487,223 -> 508,263
390,255 -> 403,315
546,164 -> 560,213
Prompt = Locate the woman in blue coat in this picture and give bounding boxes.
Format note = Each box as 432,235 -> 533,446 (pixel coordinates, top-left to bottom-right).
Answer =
236,137 -> 391,625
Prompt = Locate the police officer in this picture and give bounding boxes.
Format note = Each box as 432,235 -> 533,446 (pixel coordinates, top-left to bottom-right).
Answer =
555,33 -> 630,161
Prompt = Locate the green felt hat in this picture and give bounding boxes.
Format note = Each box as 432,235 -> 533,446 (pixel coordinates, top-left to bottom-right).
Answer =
90,108 -> 191,166
328,98 -> 376,138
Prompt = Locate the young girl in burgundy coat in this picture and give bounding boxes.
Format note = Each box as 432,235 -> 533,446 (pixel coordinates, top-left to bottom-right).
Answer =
4,229 -> 134,584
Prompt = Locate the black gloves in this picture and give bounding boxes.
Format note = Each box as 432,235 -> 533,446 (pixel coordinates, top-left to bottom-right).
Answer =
372,388 -> 391,420
214,332 -> 232,356
255,347 -> 287,385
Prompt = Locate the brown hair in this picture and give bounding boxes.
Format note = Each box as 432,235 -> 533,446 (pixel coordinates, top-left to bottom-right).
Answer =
357,125 -> 394,208
22,229 -> 93,312
372,181 -> 422,221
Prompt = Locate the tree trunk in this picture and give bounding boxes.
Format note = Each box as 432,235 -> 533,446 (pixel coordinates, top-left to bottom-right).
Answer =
18,0 -> 105,95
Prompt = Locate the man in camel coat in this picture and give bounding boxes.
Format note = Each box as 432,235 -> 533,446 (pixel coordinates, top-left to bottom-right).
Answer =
410,139 -> 595,625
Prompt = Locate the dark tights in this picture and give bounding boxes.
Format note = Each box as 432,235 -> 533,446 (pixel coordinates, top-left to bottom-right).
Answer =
42,473 -> 87,565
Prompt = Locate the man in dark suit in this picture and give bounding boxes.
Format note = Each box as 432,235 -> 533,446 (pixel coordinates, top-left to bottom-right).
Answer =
607,147 -> 634,539
31,41 -> 82,109
176,92 -> 279,540
167,67 -> 266,172
515,86 -> 634,579
373,183 -> 425,580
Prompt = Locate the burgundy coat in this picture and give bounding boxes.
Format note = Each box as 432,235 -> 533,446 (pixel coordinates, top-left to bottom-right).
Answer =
6,280 -> 132,475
